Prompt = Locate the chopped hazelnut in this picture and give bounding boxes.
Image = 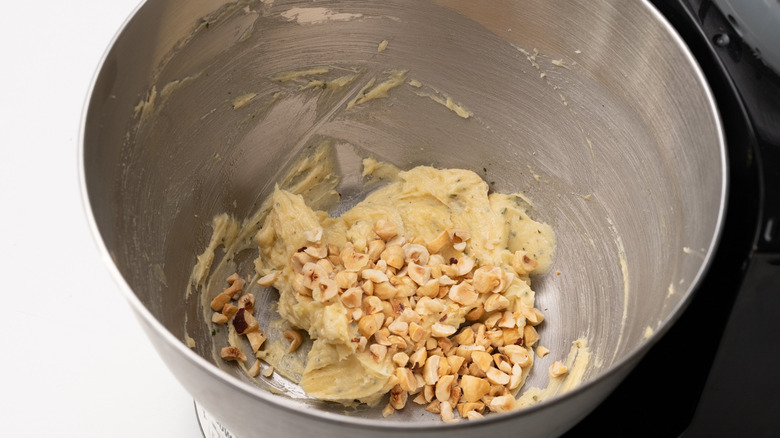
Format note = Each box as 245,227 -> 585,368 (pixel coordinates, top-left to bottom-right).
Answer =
409,347 -> 427,370
455,256 -> 475,276
341,245 -> 370,271
422,384 -> 435,403
423,355 -> 441,385
454,327 -> 475,345
486,367 -> 511,386
466,411 -> 484,421
473,266 -> 504,294
256,271 -> 278,287
220,346 -> 246,362
435,374 -> 455,402
408,322 -> 429,343
283,329 -> 303,353
334,271 -> 358,290
403,243 -> 430,266
522,305 -> 545,326
483,293 -> 510,312
340,287 -> 363,308
301,262 -> 328,290
460,375 -> 490,403
358,313 -> 384,338
222,303 -> 239,319
373,281 -> 398,300
503,344 -> 532,368
353,336 -> 368,352
471,351 -> 494,373
489,395 -> 516,413
493,353 -> 513,374
448,282 -> 478,306
381,403 -> 395,418
212,312 -> 228,325
412,391 -> 427,405
291,274 -> 310,296
523,325 -> 540,347
315,259 -> 335,277
437,275 -> 457,286
237,293 -> 255,313
549,361 -> 569,378
374,327 -> 392,346
362,269 -> 389,283
247,360 -> 261,377
498,311 -> 516,329
440,401 -> 457,423
223,277 -> 246,298
502,327 -> 522,345
246,330 -> 267,353
484,312 -> 502,329
291,251 -> 317,274
370,344 -> 388,362
302,228 -> 323,243
374,219 -> 399,241
509,363 -> 523,390
317,258 -> 335,275
304,245 -> 328,259
457,401 -> 485,418
449,385 -> 462,406
361,279 -> 374,296
392,352 -> 410,368
512,250 -> 538,275
233,308 -> 259,335
388,335 -> 408,350
447,356 -> 466,375
407,262 -> 432,286
395,367 -> 418,393
399,307 -> 421,324
210,292 -> 232,312
388,319 -> 409,336
431,322 -> 457,338
448,229 -> 471,252
363,295 -> 384,315
380,244 -> 405,270
426,230 -> 450,254
226,272 -> 241,285
425,399 -> 441,414
367,239 -> 386,262
389,385 -> 408,410
465,305 -> 485,321
313,277 -> 339,303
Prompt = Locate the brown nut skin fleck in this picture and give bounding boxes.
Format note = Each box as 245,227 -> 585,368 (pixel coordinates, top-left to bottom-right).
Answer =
233,308 -> 259,335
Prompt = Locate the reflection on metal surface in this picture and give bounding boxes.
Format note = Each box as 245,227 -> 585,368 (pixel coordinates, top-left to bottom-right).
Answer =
195,401 -> 238,438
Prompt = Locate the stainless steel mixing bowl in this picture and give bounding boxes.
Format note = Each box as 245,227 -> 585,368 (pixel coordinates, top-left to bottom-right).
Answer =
80,0 -> 725,436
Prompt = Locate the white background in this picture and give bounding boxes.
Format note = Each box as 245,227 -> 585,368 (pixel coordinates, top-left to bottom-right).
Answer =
0,1 -> 202,436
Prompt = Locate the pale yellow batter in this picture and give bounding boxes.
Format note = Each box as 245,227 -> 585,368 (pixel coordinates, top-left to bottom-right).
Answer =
194,143 -> 589,421
251,160 -> 554,407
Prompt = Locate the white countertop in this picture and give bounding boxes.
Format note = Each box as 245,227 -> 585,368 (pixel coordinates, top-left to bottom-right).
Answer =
0,1 -> 202,436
